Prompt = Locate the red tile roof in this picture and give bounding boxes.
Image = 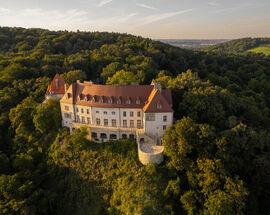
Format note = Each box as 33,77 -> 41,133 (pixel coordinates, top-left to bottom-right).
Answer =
46,73 -> 67,96
61,81 -> 173,113
143,89 -> 173,113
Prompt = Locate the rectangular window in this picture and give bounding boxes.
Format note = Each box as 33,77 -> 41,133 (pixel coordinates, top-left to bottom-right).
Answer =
96,110 -> 99,114
87,117 -> 90,124
104,111 -> 107,115
76,115 -> 80,123
163,115 -> 167,122
130,120 -> 134,128
76,107 -> 79,112
87,109 -> 89,114
112,119 -> 116,127
123,111 -> 126,117
82,116 -> 85,124
146,113 -> 155,121
81,108 -> 84,114
65,106 -> 69,111
137,111 -> 141,117
104,119 -> 108,126
96,118 -> 100,125
130,111 -> 133,117
137,120 -> 142,128
163,125 -> 167,130
123,120 -> 127,127
64,113 -> 71,119
112,111 -> 116,115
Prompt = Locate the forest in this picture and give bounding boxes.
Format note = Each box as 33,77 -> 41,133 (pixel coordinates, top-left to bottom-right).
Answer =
0,26 -> 270,214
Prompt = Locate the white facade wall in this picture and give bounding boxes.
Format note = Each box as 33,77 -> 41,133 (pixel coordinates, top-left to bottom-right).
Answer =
144,112 -> 173,139
119,108 -> 143,128
60,102 -> 75,127
60,102 -> 173,143
60,103 -> 145,141
91,107 -> 120,127
74,105 -> 92,125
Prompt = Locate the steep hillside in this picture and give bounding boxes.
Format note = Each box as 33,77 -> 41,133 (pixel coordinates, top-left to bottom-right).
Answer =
205,37 -> 270,55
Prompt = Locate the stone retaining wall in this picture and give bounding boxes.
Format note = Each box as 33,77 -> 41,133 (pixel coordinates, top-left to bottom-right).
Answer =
138,143 -> 164,165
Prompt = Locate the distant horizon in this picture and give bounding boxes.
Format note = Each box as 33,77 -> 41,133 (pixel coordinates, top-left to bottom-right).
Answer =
1,25 -> 269,41
0,0 -> 269,39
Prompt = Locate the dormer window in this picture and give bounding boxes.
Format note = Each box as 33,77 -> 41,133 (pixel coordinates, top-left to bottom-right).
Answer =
92,96 -> 96,102
157,102 -> 162,109
78,94 -> 84,101
67,93 -> 72,99
108,97 -> 113,104
99,96 -> 103,103
126,97 -> 131,105
136,97 -> 140,104
117,97 -> 121,104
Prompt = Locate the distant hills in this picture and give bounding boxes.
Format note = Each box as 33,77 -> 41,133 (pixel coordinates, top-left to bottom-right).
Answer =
160,38 -> 270,56
205,37 -> 270,56
159,39 -> 228,49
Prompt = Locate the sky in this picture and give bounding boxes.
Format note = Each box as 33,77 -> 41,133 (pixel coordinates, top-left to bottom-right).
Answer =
0,0 -> 269,39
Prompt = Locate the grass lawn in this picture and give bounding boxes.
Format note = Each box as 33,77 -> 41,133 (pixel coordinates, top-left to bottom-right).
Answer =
248,45 -> 270,56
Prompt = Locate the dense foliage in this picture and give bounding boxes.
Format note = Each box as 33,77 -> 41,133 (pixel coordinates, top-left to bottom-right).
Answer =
0,26 -> 270,214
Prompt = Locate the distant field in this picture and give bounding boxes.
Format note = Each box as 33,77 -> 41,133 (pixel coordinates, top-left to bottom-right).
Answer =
248,45 -> 270,56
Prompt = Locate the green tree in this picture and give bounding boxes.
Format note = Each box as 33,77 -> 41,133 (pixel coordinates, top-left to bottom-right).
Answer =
61,70 -> 87,84
163,117 -> 214,171
33,99 -> 61,134
9,97 -> 37,139
106,70 -> 138,85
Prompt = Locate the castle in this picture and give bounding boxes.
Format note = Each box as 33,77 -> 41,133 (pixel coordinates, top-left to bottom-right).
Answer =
46,74 -> 173,164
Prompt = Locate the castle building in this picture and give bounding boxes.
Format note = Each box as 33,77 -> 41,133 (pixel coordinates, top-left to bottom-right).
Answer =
45,73 -> 173,164
59,80 -> 173,145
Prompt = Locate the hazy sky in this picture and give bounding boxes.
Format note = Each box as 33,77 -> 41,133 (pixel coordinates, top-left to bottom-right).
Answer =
0,0 -> 269,39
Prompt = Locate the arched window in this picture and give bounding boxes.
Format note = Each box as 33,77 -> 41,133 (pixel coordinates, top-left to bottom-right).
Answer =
129,134 -> 135,140
91,132 -> 97,138
109,134 -> 117,140
100,133 -> 107,139
122,134 -> 127,139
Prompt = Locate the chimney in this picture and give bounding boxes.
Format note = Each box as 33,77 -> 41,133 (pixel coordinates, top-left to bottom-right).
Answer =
151,81 -> 162,92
